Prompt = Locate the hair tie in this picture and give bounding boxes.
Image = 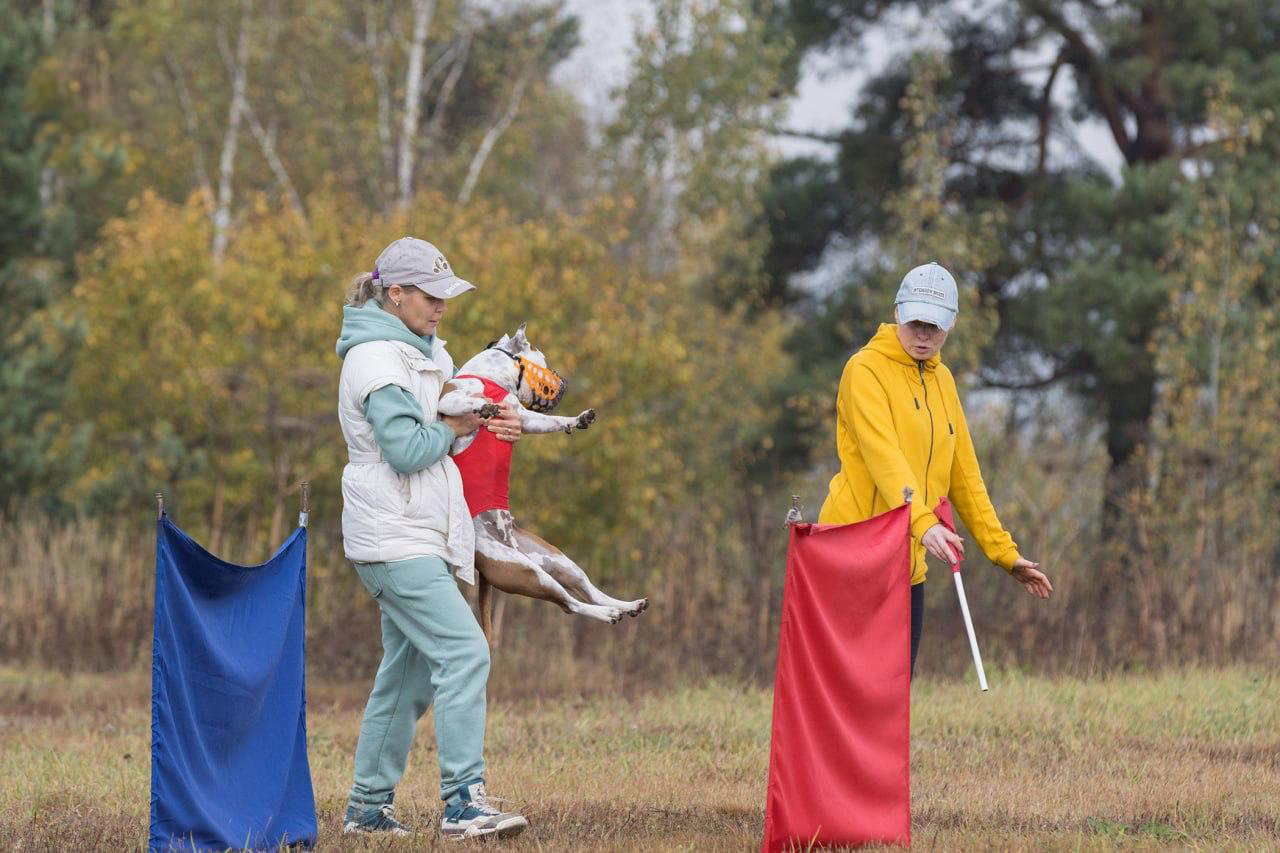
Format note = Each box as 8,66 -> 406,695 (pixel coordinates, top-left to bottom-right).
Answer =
371,268 -> 380,281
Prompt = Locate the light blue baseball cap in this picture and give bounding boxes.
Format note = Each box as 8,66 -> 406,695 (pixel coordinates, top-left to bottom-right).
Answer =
894,262 -> 958,331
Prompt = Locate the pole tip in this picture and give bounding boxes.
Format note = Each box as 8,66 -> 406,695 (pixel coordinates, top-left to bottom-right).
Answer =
298,481 -> 312,528
785,495 -> 804,526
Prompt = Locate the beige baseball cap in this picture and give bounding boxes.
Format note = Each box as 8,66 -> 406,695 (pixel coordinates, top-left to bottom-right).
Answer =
373,237 -> 475,298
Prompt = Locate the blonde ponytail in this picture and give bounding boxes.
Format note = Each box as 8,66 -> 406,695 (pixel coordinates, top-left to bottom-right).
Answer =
345,272 -> 385,308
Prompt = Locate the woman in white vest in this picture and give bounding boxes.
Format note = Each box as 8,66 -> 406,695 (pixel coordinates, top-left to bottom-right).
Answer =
335,237 -> 528,840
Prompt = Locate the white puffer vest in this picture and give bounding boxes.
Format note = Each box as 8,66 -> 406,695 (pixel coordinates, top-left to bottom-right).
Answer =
337,339 -> 476,583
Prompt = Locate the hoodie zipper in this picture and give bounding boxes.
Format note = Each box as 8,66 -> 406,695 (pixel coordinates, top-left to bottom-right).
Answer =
918,361 -> 934,507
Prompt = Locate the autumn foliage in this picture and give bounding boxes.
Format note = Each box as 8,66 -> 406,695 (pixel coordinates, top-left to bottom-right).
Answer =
4,1 -> 1280,677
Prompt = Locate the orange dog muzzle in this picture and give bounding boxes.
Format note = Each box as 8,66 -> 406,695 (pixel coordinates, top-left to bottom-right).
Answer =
515,355 -> 567,413
487,342 -> 567,413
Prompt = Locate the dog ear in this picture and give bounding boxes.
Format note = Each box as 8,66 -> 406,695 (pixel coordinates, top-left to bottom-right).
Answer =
512,323 -> 529,351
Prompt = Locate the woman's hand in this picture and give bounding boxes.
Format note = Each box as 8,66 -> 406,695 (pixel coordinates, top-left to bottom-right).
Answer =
1010,558 -> 1053,599
486,404 -> 523,444
442,412 -> 485,437
921,523 -> 965,565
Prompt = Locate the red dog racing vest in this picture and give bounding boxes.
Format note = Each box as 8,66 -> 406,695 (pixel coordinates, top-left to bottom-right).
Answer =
451,376 -> 513,517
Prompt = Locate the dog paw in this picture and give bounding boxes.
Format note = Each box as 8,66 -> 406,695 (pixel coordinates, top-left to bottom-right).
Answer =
477,403 -> 500,419
626,598 -> 648,617
579,603 -> 623,624
576,409 -> 596,430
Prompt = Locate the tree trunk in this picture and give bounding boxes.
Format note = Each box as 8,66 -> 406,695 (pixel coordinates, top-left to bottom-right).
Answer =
456,70 -> 530,205
42,0 -> 55,43
269,489 -> 285,548
364,2 -> 394,203
212,12 -> 250,265
244,100 -> 309,231
161,54 -> 215,209
1100,371 -> 1156,541
424,33 -> 470,146
396,0 -> 437,209
209,474 -> 225,555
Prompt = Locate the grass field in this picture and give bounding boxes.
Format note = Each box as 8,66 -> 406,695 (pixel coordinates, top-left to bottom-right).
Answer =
1,667 -> 1277,851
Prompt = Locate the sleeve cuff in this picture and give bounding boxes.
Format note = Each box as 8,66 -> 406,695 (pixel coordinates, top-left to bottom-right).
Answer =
910,511 -> 941,541
995,547 -> 1021,572
427,420 -> 455,445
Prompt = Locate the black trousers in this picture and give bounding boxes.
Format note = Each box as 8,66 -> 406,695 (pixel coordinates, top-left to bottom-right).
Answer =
910,581 -> 924,679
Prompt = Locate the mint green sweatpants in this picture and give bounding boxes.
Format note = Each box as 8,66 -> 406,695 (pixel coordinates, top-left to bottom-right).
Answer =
347,556 -> 489,806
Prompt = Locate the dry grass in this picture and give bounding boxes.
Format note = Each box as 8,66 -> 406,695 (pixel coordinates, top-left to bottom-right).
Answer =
0,513 -> 779,688
1,667 -> 1277,851
5,509 -> 1278,689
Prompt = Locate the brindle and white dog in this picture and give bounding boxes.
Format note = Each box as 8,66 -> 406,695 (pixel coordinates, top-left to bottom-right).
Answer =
437,324 -> 648,636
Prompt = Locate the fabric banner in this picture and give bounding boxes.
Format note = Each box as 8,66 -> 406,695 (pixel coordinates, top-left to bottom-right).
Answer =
933,497 -> 958,565
150,516 -> 316,852
762,504 -> 912,852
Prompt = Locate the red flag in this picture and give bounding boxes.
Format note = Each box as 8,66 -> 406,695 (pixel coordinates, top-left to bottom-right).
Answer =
933,497 -> 959,569
762,504 -> 912,851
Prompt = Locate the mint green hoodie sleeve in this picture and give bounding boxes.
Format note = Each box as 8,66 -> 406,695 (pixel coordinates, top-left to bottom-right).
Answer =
363,384 -> 456,474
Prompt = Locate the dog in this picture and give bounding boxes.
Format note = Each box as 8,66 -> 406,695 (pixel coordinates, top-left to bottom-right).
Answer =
437,323 -> 648,637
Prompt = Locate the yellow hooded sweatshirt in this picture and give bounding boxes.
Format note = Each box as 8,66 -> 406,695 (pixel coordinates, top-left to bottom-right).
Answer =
818,323 -> 1021,584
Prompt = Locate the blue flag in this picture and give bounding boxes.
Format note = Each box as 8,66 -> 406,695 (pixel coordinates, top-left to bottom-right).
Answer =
150,516 -> 316,852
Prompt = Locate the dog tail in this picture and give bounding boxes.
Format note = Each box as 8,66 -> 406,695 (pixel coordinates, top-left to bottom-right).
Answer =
478,575 -> 494,647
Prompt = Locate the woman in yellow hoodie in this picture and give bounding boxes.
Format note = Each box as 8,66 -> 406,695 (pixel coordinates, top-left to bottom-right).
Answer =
819,262 -> 1053,675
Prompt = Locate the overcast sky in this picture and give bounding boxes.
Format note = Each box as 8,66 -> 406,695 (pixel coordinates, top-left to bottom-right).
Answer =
552,0 -> 1124,176
552,0 -> 878,159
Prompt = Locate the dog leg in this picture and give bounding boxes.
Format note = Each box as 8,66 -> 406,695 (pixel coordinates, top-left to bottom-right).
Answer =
517,408 -> 595,435
513,527 -> 648,618
439,381 -> 499,454
438,380 -> 494,417
474,521 -> 624,624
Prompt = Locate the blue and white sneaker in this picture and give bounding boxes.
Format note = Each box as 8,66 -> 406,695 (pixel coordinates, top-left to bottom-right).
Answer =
343,800 -> 412,836
440,781 -> 528,840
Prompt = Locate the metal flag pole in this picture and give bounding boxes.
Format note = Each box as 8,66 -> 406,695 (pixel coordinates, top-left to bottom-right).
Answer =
156,492 -> 165,520
298,481 -> 311,529
951,551 -> 989,692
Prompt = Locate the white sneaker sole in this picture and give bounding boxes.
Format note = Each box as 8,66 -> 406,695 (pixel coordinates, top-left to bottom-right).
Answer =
443,815 -> 528,840
343,820 -> 411,836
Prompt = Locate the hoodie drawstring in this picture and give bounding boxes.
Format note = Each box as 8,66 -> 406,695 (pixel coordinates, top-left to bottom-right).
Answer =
939,382 -> 955,434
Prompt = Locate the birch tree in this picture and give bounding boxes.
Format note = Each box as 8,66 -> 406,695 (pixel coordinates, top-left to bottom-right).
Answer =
211,6 -> 250,264
456,59 -> 529,205
396,0 -> 438,208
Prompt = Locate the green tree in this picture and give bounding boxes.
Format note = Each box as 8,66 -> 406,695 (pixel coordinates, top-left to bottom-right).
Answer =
765,0 -> 1280,528
747,50 -> 1005,497
604,0 -> 789,301
1143,81 -> 1279,659
57,187 -> 790,567
47,1 -> 582,253
0,4 -> 50,511
601,0 -> 799,646
0,1 -> 125,514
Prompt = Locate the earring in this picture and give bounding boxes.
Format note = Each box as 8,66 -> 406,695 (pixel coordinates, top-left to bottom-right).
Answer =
393,299 -> 401,307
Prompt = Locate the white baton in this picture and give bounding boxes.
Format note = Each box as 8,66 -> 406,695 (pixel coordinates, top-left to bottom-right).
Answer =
951,567 -> 988,691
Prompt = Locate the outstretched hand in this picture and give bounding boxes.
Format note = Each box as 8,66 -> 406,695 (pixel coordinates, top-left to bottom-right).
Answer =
1010,558 -> 1052,599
